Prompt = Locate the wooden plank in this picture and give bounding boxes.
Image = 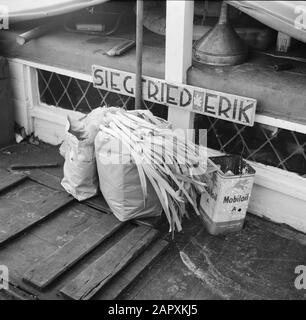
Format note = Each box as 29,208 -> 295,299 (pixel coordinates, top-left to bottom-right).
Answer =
10,162 -> 59,170
121,220 -> 201,300
0,284 -> 36,300
4,224 -> 136,301
8,60 -> 25,81
0,169 -> 27,193
22,65 -> 40,134
13,56 -> 306,134
33,116 -> 66,146
255,114 -> 306,135
23,213 -> 123,289
165,0 -> 195,137
0,232 -> 58,281
84,195 -> 112,214
134,216 -> 162,228
29,203 -> 105,248
8,58 -> 92,83
92,65 -> 257,127
8,62 -> 34,134
10,77 -> 27,102
165,1 -> 194,83
60,226 -> 159,300
97,239 -> 169,300
11,98 -> 31,133
0,191 -> 73,244
28,169 -> 63,191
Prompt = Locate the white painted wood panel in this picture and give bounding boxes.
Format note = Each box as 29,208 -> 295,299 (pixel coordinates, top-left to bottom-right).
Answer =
8,61 -> 31,133
11,98 -> 28,131
8,58 -> 306,133
9,78 -> 27,102
165,0 -> 195,134
33,117 -> 65,146
250,184 -> 306,233
8,58 -> 92,82
8,60 -> 25,81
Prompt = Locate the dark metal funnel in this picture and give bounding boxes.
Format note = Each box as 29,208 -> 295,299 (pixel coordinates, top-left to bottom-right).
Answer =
193,1 -> 247,66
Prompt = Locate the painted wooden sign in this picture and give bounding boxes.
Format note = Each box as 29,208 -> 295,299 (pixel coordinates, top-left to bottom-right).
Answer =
92,65 -> 257,126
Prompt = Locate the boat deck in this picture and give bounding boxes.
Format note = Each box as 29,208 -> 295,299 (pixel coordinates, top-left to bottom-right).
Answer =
0,142 -> 306,300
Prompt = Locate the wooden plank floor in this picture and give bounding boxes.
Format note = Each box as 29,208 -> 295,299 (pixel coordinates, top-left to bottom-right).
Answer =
23,211 -> 123,289
61,226 -> 159,300
1,143 -> 306,300
0,169 -> 26,192
0,178 -> 73,245
0,165 -> 169,300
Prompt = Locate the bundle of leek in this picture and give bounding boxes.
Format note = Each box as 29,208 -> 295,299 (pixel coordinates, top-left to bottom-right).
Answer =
98,108 -> 211,233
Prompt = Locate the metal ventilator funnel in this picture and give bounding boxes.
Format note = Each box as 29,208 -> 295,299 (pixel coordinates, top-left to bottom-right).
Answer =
193,1 -> 247,66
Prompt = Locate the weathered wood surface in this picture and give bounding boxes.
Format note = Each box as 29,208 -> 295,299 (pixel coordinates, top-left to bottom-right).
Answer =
0,180 -> 73,244
92,65 -> 257,126
84,195 -> 112,214
0,201 -> 124,299
23,212 -> 123,289
0,232 -> 58,282
29,203 -> 103,248
60,226 -> 159,300
0,145 -> 168,300
96,239 -> 169,300
121,219 -> 202,300
29,172 -> 113,216
0,169 -> 27,193
134,216 -> 162,229
28,169 -> 63,191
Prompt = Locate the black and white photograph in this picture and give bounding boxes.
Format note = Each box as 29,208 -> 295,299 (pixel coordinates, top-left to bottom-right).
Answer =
0,0 -> 306,306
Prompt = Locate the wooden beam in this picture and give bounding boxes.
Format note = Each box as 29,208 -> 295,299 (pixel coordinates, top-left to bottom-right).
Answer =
135,0 -> 144,109
60,226 -> 158,300
165,0 -> 195,135
0,169 -> 27,193
84,195 -> 112,214
23,213 -> 123,289
11,58 -> 306,134
28,169 -> 63,191
8,61 -> 34,134
97,239 -> 169,300
0,191 -> 73,245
